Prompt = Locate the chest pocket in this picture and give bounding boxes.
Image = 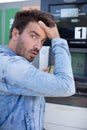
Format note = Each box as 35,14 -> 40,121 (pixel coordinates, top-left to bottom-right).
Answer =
0,69 -> 8,93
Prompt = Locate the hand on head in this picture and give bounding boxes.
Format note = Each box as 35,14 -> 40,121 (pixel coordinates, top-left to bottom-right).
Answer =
38,21 -> 60,39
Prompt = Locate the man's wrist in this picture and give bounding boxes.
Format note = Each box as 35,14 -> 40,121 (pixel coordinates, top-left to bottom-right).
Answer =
51,38 -> 68,47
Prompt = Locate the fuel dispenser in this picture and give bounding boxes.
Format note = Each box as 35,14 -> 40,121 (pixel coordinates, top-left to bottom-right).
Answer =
41,0 -> 87,130
41,0 -> 87,100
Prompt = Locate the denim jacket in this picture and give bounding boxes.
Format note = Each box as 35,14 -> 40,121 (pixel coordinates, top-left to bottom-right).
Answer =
0,38 -> 75,130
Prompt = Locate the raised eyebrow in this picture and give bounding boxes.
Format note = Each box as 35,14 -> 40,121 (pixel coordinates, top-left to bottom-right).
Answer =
30,31 -> 40,37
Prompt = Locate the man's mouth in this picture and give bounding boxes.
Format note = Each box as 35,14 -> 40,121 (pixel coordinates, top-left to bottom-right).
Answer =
31,51 -> 38,58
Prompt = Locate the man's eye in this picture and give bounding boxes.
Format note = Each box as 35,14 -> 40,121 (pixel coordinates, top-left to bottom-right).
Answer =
41,40 -> 46,45
31,35 -> 36,39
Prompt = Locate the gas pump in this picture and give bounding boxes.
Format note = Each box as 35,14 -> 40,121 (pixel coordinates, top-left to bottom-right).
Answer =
41,0 -> 87,130
41,0 -> 87,98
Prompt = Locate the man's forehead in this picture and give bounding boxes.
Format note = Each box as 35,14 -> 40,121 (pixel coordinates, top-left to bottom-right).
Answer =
27,22 -> 47,38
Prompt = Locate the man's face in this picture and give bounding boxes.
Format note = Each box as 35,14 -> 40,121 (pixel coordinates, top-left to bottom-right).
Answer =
15,22 -> 46,62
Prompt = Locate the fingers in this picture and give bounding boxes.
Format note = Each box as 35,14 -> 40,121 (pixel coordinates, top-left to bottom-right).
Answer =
38,20 -> 60,39
38,21 -> 51,38
38,21 -> 48,31
43,67 -> 49,72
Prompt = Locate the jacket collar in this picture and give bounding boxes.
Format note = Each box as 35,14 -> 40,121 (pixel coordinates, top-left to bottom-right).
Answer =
0,45 -> 16,56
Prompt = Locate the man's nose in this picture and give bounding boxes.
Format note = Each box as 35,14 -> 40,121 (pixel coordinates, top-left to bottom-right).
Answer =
35,41 -> 42,50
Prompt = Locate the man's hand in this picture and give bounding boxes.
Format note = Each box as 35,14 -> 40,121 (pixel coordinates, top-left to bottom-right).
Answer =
38,21 -> 60,39
43,67 -> 49,72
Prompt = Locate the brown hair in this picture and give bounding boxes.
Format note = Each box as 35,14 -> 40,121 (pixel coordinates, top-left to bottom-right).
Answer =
9,10 -> 55,39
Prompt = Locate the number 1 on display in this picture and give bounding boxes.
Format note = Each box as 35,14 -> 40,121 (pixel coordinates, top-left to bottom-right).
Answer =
74,27 -> 87,39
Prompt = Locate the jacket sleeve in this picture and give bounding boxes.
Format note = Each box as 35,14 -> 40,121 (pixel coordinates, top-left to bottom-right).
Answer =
3,38 -> 75,97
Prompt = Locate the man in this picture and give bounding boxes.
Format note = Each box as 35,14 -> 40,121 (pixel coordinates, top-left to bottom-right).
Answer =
0,10 -> 75,130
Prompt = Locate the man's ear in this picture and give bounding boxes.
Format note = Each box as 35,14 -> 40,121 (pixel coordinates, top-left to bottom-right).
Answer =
12,28 -> 19,40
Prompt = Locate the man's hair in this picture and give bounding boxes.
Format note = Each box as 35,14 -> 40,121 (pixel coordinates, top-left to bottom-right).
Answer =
9,10 -> 55,39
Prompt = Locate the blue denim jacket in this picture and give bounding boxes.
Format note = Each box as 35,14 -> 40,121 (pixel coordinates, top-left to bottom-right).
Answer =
0,38 -> 75,130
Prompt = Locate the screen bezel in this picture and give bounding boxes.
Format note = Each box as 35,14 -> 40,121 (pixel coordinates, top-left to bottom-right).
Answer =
70,48 -> 87,81
49,3 -> 87,47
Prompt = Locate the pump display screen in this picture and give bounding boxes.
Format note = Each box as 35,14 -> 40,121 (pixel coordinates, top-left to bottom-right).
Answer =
60,8 -> 78,18
49,4 -> 87,47
71,52 -> 86,77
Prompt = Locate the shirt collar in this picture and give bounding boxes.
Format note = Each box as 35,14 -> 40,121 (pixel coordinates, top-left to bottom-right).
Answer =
0,45 -> 16,56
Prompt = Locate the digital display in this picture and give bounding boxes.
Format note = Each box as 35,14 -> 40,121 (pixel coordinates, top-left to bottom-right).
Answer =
71,53 -> 86,76
49,4 -> 87,47
70,48 -> 87,78
61,8 -> 78,18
